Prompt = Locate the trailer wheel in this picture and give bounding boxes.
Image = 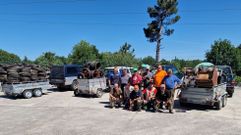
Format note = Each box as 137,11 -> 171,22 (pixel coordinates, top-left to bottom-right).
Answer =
23,90 -> 33,99
96,88 -> 103,98
33,89 -> 42,97
215,100 -> 222,110
222,95 -> 227,107
179,101 -> 187,107
228,92 -> 233,98
71,79 -> 79,91
74,90 -> 79,96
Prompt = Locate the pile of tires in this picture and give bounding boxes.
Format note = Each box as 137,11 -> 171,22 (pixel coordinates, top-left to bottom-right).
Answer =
0,64 -> 47,83
80,61 -> 104,79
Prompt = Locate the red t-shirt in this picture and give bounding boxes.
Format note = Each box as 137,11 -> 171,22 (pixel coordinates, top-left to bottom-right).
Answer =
131,74 -> 143,85
146,87 -> 157,98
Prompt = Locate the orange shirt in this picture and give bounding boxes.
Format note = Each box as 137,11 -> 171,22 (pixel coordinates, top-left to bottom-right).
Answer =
154,70 -> 167,87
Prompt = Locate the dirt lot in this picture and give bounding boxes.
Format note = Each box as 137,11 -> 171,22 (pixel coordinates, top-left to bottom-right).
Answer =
0,87 -> 241,135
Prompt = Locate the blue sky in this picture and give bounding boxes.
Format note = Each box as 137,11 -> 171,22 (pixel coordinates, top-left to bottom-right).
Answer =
0,0 -> 241,60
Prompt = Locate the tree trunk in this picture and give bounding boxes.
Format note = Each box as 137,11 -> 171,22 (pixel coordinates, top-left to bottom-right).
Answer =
156,40 -> 161,63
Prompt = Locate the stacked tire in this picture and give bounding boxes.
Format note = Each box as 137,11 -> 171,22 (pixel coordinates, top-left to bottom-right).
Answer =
80,61 -> 104,79
0,64 -> 47,83
0,65 -> 8,82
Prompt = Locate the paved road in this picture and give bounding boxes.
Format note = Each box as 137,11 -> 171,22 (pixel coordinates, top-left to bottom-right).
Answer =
0,88 -> 241,135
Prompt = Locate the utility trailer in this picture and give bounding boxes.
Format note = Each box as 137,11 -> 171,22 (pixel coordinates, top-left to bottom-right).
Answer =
2,81 -> 50,99
179,83 -> 228,110
180,62 -> 228,110
72,77 -> 107,98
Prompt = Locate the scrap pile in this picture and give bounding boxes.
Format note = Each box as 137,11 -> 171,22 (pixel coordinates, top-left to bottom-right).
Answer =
0,64 -> 47,83
79,61 -> 104,79
183,63 -> 219,88
195,67 -> 218,88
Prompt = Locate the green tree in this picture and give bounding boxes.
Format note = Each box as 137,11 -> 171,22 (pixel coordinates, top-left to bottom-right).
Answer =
22,56 -> 34,64
68,40 -> 99,64
238,44 -> 241,50
99,43 -> 140,67
206,39 -> 241,73
35,52 -> 66,68
119,42 -> 135,56
0,49 -> 21,64
144,0 -> 180,63
142,56 -> 156,65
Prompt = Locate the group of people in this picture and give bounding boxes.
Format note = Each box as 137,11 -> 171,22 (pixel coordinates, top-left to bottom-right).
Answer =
108,65 -> 182,113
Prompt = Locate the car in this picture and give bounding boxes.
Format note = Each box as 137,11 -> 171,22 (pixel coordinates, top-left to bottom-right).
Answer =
49,65 -> 82,90
217,65 -> 235,97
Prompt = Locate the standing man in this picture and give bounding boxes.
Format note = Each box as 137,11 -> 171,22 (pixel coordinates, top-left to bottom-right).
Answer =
130,68 -> 143,87
143,67 -> 153,89
154,65 -> 167,108
109,67 -> 121,87
163,69 -> 181,113
121,69 -> 131,96
109,83 -> 123,108
154,65 -> 167,89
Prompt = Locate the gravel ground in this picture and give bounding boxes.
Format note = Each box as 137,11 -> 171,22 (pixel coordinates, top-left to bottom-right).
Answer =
0,87 -> 241,135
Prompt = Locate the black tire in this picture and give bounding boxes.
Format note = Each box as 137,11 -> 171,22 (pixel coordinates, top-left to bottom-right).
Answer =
179,101 -> 187,107
19,72 -> 31,77
222,95 -> 227,107
228,92 -> 233,98
215,100 -> 222,110
96,88 -> 103,98
21,67 -> 31,72
0,69 -> 7,74
23,90 -> 33,99
71,79 -> 79,91
20,77 -> 31,82
74,90 -> 79,96
57,85 -> 65,90
33,89 -> 42,97
8,72 -> 19,78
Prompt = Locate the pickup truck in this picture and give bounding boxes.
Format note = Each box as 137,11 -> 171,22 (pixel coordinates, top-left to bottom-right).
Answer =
217,65 -> 235,97
2,81 -> 50,99
49,65 -> 82,90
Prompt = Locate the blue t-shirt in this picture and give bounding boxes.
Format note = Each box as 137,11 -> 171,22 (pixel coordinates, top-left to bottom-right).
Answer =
109,73 -> 121,85
163,75 -> 181,90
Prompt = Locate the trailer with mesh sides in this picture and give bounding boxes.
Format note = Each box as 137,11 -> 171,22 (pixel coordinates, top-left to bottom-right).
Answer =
72,77 -> 107,98
2,81 -> 50,99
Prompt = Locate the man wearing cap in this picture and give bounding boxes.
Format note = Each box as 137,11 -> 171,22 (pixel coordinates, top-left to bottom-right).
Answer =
163,69 -> 181,113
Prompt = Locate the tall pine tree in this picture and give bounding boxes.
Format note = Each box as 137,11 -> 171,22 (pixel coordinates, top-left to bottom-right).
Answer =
144,0 -> 180,63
